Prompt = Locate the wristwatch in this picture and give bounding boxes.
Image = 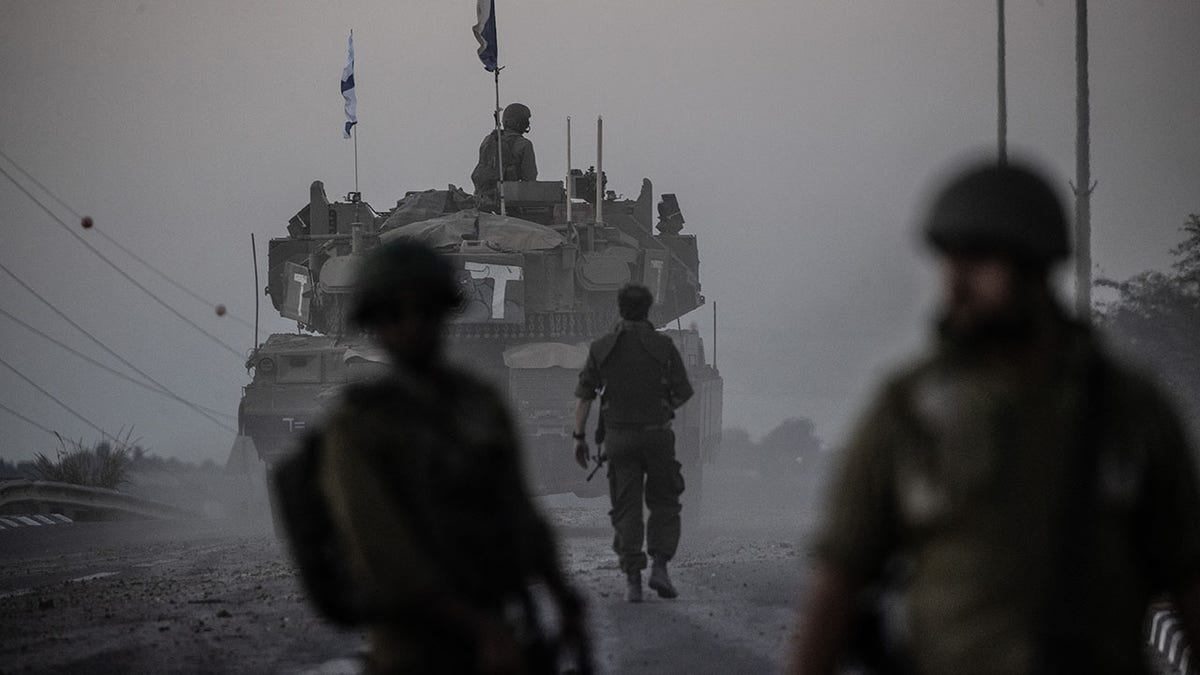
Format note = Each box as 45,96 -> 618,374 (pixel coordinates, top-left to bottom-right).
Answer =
572,431 -> 586,441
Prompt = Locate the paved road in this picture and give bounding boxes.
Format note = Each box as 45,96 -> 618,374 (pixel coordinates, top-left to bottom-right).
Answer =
0,480 -> 813,674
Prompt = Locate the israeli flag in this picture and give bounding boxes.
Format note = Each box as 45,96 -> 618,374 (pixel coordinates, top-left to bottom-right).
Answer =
473,0 -> 497,72
341,31 -> 356,139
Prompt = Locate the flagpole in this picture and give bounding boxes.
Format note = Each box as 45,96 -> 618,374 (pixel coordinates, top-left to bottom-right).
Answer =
494,67 -> 506,216
353,125 -> 363,226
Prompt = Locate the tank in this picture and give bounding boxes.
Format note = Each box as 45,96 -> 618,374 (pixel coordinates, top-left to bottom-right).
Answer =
235,172 -> 721,502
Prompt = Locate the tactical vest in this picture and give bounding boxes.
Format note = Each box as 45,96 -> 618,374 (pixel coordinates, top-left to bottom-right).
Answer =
592,325 -> 674,426
471,132 -> 522,195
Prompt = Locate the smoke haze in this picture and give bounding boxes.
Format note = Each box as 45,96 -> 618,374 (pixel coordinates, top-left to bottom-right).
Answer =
1,1 -> 1197,462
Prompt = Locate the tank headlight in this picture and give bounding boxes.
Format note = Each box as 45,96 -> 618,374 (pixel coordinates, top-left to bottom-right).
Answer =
258,357 -> 276,374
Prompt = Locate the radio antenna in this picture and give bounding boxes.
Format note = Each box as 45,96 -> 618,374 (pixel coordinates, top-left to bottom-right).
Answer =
712,300 -> 718,371
251,233 -> 260,354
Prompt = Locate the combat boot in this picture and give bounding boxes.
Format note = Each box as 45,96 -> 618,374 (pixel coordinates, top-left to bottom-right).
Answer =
625,571 -> 643,603
648,559 -> 677,599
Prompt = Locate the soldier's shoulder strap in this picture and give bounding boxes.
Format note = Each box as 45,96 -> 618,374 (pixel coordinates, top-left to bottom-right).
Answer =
502,131 -> 523,151
344,378 -> 407,408
636,329 -> 675,366
342,370 -> 441,416
589,332 -> 621,367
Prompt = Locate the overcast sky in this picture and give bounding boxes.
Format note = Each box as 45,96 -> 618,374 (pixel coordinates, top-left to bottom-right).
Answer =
1,2 -> 1198,463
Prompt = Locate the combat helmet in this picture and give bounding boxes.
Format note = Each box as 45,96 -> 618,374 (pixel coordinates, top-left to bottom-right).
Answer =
924,161 -> 1069,266
502,103 -> 532,133
349,240 -> 463,328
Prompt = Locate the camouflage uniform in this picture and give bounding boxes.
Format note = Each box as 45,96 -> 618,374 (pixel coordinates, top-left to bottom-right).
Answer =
471,129 -> 537,203
815,317 -> 1200,674
317,364 -> 564,673
576,319 -> 694,574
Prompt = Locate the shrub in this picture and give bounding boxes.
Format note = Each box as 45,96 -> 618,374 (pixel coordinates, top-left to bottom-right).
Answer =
30,431 -> 137,489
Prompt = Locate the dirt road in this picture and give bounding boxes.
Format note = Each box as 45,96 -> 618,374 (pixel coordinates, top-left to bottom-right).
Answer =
0,476 -> 812,674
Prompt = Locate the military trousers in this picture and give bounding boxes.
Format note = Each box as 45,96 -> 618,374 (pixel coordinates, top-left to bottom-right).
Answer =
605,427 -> 684,573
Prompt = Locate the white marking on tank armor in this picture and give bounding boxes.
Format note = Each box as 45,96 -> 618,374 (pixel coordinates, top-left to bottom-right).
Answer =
465,262 -> 523,319
292,272 -> 309,314
649,259 -> 665,301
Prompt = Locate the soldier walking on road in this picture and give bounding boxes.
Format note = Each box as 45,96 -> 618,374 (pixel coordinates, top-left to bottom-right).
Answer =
574,283 -> 694,603
788,160 -> 1200,674
280,240 -> 589,674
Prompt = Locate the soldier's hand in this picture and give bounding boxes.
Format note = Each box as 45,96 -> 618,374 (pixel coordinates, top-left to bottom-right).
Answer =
574,440 -> 589,469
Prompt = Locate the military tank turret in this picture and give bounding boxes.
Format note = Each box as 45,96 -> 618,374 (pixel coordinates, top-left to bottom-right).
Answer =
236,171 -> 721,501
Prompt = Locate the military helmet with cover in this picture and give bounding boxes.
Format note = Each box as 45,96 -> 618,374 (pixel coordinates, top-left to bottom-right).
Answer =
350,240 -> 462,328
924,161 -> 1069,266
502,103 -> 531,133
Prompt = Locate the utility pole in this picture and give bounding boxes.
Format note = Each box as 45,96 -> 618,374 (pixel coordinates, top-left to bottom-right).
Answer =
1073,0 -> 1094,320
997,0 -> 1007,166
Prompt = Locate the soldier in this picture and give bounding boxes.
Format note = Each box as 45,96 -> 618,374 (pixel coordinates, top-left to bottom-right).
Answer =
471,102 -> 538,208
573,283 -> 694,603
788,161 -> 1200,674
302,240 -> 588,674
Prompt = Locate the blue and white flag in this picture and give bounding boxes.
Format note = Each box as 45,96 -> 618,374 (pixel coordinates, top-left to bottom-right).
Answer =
473,0 -> 497,72
341,31 -> 357,139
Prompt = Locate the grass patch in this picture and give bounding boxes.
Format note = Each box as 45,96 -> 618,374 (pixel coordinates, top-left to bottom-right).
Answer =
28,430 -> 138,489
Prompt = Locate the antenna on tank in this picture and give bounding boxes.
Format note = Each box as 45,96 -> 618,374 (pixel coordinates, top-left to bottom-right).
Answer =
566,116 -> 572,223
712,301 -> 718,371
996,0 -> 1007,165
595,116 -> 603,224
251,233 -> 260,354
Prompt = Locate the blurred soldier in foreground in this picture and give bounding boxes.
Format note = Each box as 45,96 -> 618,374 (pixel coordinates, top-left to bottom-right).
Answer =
472,102 -> 538,209
574,284 -> 694,603
788,161 -> 1200,674
280,241 -> 588,674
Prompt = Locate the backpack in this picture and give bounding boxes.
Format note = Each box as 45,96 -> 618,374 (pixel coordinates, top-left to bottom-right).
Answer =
272,430 -> 364,626
471,132 -> 522,194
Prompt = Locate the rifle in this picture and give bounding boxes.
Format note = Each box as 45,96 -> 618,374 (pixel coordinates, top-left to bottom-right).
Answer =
585,408 -> 607,482
585,453 -> 606,482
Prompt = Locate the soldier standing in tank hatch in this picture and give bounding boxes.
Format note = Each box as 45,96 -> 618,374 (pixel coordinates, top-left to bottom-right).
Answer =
471,102 -> 538,210
788,160 -> 1200,675
295,240 -> 589,674
573,283 -> 694,603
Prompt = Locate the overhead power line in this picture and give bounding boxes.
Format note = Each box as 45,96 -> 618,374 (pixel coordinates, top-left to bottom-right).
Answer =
0,163 -> 245,359
0,354 -> 114,442
0,147 -> 257,334
0,305 -> 236,426
0,400 -> 59,437
0,260 -> 235,433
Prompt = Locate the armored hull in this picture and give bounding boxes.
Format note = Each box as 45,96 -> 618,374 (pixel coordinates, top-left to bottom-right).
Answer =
236,176 -> 721,499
